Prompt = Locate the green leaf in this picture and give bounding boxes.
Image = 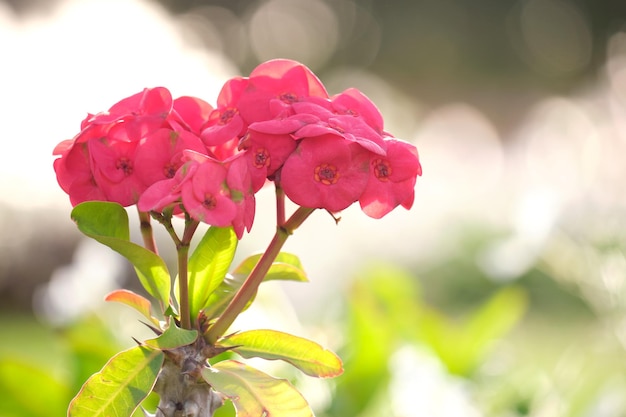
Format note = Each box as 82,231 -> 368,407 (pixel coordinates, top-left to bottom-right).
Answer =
68,345 -> 164,417
219,330 -> 343,378
105,289 -> 160,326
420,286 -> 528,376
232,252 -> 308,283
62,316 -> 127,393
72,201 -> 130,240
144,325 -> 198,350
202,252 -> 308,320
460,286 -> 527,371
465,286 -> 527,347
187,227 -> 238,321
71,202 -> 171,308
327,276 -> 396,417
201,273 -> 246,320
202,360 -> 313,417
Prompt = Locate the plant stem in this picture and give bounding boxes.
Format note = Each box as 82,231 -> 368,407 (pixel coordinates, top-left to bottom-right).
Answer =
205,206 -> 316,344
275,183 -> 286,227
177,244 -> 191,330
178,217 -> 200,330
138,210 -> 158,254
151,211 -> 181,247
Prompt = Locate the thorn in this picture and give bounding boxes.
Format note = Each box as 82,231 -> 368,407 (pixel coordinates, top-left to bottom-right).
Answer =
162,349 -> 184,365
132,337 -> 143,346
201,343 -> 240,359
140,321 -> 163,335
221,330 -> 240,339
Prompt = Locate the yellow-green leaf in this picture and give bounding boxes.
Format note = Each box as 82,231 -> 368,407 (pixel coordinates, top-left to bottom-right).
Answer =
71,202 -> 171,308
144,325 -> 198,350
219,329 -> 343,378
202,252 -> 307,320
202,360 -> 313,417
232,252 -> 308,283
187,227 -> 238,321
68,346 -> 164,417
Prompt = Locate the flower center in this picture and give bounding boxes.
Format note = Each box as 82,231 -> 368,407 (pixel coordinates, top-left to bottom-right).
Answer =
253,148 -> 271,169
219,108 -> 238,125
314,163 -> 339,185
373,159 -> 392,181
278,92 -> 297,104
203,193 -> 217,210
163,162 -> 177,179
116,157 -> 133,176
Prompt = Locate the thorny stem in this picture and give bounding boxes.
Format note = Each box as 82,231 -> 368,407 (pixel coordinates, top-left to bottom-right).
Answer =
205,205 -> 316,345
151,346 -> 223,417
138,210 -> 158,254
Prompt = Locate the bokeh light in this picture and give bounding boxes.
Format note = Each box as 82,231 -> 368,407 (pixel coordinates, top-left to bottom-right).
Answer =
247,0 -> 339,69
508,0 -> 592,77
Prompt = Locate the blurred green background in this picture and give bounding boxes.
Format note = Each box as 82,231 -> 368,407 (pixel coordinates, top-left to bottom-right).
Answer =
1,0 -> 626,416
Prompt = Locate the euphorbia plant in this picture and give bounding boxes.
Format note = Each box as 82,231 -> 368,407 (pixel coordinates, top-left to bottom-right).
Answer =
53,59 -> 422,417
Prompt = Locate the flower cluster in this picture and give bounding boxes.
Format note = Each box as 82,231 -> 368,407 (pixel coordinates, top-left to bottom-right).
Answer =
53,59 -> 422,238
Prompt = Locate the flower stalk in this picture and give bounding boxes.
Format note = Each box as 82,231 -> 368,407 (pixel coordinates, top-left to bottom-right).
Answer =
275,182 -> 286,227
138,210 -> 158,254
177,216 -> 200,330
205,206 -> 315,345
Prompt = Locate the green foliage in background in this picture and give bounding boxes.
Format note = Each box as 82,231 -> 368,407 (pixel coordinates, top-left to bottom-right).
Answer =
1,255 -> 624,417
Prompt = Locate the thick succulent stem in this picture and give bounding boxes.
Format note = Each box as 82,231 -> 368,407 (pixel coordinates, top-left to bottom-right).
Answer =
150,345 -> 223,417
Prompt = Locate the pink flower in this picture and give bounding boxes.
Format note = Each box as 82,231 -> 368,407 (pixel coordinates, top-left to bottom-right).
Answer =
294,114 -> 386,155
89,133 -> 145,206
169,96 -> 213,135
53,122 -> 114,205
107,87 -> 172,118
53,87 -> 204,208
281,135 -> 370,212
359,139 -> 422,218
237,59 -> 329,124
137,161 -> 197,214
331,88 -> 385,135
54,59 -> 422,231
239,129 -> 298,190
225,153 -> 256,238
247,112 -> 319,135
201,77 -> 248,148
290,98 -> 334,120
53,139 -> 106,205
181,159 -> 238,227
90,87 -> 173,141
134,128 -> 207,188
